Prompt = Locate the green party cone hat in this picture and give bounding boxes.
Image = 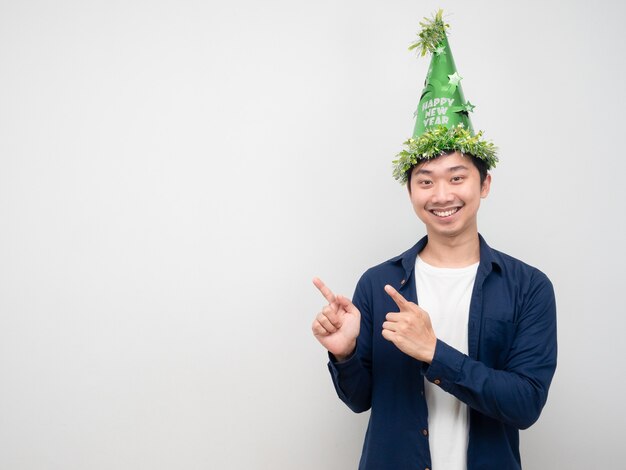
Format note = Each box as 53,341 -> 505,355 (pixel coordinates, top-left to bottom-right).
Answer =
392,10 -> 498,183
412,34 -> 473,136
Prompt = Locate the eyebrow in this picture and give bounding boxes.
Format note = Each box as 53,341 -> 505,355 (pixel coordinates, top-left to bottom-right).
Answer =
414,164 -> 469,175
447,165 -> 469,172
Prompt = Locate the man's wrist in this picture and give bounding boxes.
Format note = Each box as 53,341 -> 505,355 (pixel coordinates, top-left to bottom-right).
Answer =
422,337 -> 437,364
333,344 -> 357,363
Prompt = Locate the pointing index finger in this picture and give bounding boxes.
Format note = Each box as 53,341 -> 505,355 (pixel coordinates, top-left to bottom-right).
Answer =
384,284 -> 408,309
313,277 -> 336,304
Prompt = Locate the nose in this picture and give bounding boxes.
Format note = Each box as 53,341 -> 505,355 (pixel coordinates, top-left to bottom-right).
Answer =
431,182 -> 454,204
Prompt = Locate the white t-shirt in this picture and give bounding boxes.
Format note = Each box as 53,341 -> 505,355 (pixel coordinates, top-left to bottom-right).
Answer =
415,255 -> 479,470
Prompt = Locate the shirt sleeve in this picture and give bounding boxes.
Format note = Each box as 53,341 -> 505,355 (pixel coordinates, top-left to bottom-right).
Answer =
326,273 -> 374,414
422,270 -> 558,429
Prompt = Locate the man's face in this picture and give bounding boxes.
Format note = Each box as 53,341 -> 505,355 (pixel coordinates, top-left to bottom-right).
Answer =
408,151 -> 491,240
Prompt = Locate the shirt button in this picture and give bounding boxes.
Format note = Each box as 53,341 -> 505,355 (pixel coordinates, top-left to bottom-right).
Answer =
422,429 -> 428,436
400,279 -> 405,285
433,379 -> 441,385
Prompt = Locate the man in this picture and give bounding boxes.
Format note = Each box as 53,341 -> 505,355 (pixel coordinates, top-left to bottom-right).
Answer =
311,11 -> 557,470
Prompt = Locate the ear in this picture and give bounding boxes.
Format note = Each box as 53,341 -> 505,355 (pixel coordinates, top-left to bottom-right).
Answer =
480,173 -> 492,198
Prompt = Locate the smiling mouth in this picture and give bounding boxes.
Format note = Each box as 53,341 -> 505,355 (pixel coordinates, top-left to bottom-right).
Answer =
430,207 -> 461,218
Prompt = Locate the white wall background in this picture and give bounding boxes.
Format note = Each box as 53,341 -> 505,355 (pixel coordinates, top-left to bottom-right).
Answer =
1,0 -> 625,468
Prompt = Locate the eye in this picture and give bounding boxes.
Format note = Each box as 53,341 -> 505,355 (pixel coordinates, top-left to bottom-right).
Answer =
417,179 -> 433,186
451,176 -> 464,183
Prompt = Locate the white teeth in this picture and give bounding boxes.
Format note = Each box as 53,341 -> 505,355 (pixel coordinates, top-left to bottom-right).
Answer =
432,208 -> 459,217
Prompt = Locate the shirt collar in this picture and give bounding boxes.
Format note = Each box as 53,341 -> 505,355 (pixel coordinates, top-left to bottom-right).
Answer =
391,233 -> 502,281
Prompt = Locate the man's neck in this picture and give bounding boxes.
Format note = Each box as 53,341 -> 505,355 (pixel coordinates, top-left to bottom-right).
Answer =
419,231 -> 481,268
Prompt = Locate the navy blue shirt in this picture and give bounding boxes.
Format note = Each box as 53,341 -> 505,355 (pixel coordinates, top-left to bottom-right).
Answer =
328,235 -> 557,470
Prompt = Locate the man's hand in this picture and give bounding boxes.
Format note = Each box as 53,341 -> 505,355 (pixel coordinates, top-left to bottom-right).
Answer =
311,277 -> 360,361
382,284 -> 437,363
